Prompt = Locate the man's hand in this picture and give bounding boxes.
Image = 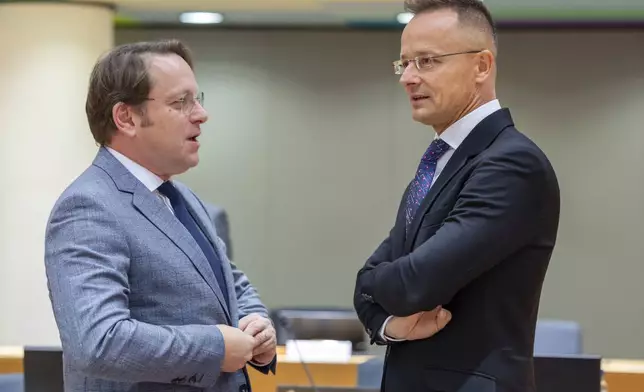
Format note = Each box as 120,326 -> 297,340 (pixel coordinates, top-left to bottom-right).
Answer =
384,306 -> 452,340
216,324 -> 256,372
239,313 -> 277,365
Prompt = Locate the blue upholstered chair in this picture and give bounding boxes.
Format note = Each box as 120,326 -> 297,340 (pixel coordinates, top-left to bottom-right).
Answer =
534,319 -> 583,355
357,356 -> 384,388
0,373 -> 23,392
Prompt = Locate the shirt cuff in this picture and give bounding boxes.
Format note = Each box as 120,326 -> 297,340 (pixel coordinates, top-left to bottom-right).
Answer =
379,315 -> 406,342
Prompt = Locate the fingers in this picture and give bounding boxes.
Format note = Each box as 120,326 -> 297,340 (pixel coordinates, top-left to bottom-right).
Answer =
253,325 -> 275,347
436,307 -> 452,328
401,312 -> 424,338
423,307 -> 451,329
404,311 -> 424,324
238,313 -> 261,331
238,315 -> 276,357
385,311 -> 426,339
406,307 -> 452,340
242,320 -> 265,337
253,332 -> 276,356
240,316 -> 272,336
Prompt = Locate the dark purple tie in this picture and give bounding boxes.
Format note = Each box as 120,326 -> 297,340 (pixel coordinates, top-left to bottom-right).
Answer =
405,138 -> 451,231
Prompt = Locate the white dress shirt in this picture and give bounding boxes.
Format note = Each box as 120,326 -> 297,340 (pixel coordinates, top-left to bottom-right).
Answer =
379,99 -> 502,341
106,147 -> 174,214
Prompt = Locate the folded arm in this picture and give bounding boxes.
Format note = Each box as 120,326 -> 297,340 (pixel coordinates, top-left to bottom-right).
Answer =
45,193 -> 225,388
358,151 -> 552,316
353,233 -> 396,344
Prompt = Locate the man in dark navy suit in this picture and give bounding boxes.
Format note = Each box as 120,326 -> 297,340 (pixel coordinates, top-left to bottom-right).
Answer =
353,1 -> 560,391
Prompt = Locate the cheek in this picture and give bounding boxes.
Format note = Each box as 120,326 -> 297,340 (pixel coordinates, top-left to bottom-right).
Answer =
436,74 -> 465,102
159,115 -> 186,146
419,73 -> 446,101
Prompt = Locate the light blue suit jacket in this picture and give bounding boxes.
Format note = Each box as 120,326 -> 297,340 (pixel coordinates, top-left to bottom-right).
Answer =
45,147 -> 274,391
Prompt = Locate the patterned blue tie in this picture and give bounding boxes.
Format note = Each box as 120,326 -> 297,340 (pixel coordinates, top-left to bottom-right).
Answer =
405,138 -> 451,231
157,182 -> 229,305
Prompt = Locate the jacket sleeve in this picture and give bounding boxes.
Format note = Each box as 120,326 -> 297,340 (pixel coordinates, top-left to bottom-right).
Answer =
358,149 -> 557,316
45,193 -> 226,388
354,231 -> 395,344
230,260 -> 276,375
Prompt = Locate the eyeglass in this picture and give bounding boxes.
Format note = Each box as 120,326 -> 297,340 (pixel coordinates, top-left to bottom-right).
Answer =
145,91 -> 205,115
393,50 -> 483,75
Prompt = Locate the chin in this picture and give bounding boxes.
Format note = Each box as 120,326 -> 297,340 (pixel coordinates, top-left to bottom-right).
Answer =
187,155 -> 200,168
411,109 -> 436,126
170,158 -> 199,177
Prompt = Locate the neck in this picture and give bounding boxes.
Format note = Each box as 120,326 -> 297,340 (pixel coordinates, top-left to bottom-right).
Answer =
106,141 -> 171,181
433,94 -> 496,135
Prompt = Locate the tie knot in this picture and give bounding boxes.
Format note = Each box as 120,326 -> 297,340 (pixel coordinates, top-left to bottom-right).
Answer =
157,181 -> 180,203
421,138 -> 451,163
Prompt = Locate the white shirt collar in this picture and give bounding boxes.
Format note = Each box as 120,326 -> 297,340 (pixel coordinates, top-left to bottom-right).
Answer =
438,99 -> 502,149
106,147 -> 165,192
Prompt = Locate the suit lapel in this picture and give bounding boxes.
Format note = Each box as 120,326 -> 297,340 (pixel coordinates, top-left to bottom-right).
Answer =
403,109 -> 515,252
182,196 -> 233,320
93,148 -> 231,320
394,186 -> 411,257
133,188 -> 232,316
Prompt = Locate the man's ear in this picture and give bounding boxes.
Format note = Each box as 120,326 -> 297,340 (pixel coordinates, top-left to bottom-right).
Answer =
112,102 -> 137,137
475,49 -> 495,84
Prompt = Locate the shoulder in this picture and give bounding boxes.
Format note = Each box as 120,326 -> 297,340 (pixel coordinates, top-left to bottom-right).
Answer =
485,126 -> 556,178
45,167 -> 129,255
50,165 -> 119,217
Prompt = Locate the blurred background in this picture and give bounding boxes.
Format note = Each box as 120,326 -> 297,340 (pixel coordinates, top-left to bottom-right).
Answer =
0,0 -> 643,370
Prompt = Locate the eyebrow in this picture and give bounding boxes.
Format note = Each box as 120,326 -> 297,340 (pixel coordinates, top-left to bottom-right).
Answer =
164,89 -> 195,102
400,50 -> 440,60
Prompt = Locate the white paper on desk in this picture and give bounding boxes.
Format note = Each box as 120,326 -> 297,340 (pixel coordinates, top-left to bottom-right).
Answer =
285,339 -> 352,363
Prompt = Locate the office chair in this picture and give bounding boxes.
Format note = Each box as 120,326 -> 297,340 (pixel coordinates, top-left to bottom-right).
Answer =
0,373 -> 23,392
534,319 -> 583,355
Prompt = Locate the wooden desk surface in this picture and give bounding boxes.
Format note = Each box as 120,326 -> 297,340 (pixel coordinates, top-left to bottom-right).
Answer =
248,353 -> 372,392
602,359 -> 644,392
0,346 -> 370,392
0,346 -> 23,374
3,346 -> 644,392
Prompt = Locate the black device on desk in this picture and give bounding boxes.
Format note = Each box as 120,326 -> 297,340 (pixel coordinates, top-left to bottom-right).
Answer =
277,387 -> 379,392
534,354 -> 602,392
270,308 -> 367,353
23,346 -> 64,392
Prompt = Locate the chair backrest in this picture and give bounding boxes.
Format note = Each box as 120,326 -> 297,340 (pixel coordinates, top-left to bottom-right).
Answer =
23,346 -> 64,392
534,319 -> 583,355
534,354 -> 601,392
203,203 -> 233,259
357,356 -> 384,388
0,373 -> 24,392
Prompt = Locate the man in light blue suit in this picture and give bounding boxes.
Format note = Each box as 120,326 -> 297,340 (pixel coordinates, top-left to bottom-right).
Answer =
44,39 -> 276,391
